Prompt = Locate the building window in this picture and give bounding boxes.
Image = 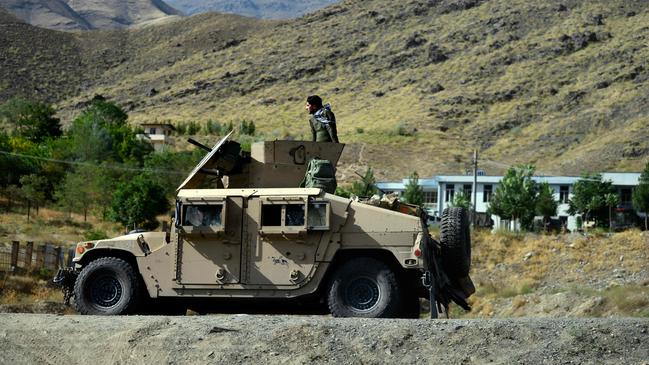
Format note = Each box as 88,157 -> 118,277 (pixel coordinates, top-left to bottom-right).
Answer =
620,188 -> 632,204
445,185 -> 455,202
559,185 -> 569,203
463,184 -> 472,198
149,128 -> 156,134
483,184 -> 492,203
423,191 -> 438,204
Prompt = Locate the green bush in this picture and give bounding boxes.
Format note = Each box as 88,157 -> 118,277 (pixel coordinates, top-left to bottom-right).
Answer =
83,229 -> 108,240
204,119 -> 222,135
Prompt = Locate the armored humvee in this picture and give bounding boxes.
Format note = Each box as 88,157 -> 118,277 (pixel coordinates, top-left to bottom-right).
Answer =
54,133 -> 474,318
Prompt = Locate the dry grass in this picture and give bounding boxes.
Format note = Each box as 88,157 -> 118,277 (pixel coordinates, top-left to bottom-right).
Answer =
462,229 -> 649,318
0,206 -> 123,245
0,272 -> 62,305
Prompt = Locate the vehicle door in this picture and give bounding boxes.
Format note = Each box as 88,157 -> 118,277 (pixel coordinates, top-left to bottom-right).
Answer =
175,197 -> 243,286
246,195 -> 330,286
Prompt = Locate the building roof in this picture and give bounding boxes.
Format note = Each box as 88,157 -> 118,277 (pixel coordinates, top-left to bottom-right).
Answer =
377,172 -> 642,189
601,173 -> 641,186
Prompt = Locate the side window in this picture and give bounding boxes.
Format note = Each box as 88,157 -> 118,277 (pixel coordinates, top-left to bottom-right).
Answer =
307,202 -> 329,230
285,204 -> 305,226
260,201 -> 309,231
183,204 -> 223,227
262,205 -> 282,226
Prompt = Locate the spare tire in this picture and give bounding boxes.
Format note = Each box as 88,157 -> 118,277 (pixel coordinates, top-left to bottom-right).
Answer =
439,207 -> 471,278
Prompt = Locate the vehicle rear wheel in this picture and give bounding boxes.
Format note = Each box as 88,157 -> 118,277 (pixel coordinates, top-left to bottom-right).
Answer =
439,207 -> 471,278
74,257 -> 141,315
327,257 -> 403,318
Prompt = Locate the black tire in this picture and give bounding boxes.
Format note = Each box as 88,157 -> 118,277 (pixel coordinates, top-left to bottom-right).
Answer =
327,257 -> 403,318
439,207 -> 471,278
73,257 -> 141,315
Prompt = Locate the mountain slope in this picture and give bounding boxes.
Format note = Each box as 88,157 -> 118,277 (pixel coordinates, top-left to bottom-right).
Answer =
165,0 -> 338,19
0,0 -> 92,30
66,0 -> 182,29
2,0 -> 649,181
0,0 -> 182,30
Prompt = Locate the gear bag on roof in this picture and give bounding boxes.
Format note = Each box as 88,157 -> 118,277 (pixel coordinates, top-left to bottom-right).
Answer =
300,159 -> 337,194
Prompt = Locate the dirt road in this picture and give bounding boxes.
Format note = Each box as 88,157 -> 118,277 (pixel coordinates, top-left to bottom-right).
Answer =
1,314 -> 647,364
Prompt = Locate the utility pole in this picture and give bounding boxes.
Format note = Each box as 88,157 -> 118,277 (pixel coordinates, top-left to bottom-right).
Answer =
472,149 -> 478,226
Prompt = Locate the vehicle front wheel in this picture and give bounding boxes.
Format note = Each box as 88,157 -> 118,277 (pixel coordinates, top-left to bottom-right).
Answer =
73,257 -> 141,315
327,257 -> 403,318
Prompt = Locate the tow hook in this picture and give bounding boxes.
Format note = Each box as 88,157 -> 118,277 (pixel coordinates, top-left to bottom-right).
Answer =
52,268 -> 78,306
421,271 -> 438,319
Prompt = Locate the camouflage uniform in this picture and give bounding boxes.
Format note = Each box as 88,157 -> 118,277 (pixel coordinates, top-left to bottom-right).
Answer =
309,104 -> 339,143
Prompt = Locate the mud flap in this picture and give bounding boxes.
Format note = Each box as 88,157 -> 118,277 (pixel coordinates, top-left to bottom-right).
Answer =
52,268 -> 78,306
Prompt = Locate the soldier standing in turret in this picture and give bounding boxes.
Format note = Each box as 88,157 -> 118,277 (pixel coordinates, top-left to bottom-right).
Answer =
306,95 -> 339,143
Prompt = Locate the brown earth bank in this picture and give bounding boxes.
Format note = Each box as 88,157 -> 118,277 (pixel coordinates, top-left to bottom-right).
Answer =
0,314 -> 648,364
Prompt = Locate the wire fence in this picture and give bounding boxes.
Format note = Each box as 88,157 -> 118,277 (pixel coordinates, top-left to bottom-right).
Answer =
0,241 -> 74,274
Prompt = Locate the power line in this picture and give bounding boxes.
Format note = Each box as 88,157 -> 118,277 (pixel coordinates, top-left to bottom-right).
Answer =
0,150 -> 187,175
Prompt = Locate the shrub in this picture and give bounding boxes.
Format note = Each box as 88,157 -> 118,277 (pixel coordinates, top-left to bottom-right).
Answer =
204,119 -> 222,135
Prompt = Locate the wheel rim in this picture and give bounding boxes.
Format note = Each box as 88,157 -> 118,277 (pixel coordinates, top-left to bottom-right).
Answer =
89,273 -> 122,308
343,276 -> 381,313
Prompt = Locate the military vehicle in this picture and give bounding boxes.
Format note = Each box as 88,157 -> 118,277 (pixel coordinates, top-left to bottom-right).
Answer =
54,133 -> 474,318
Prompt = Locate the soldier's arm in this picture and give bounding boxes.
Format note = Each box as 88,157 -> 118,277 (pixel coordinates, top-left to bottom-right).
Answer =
325,110 -> 339,143
325,123 -> 339,143
310,120 -> 317,141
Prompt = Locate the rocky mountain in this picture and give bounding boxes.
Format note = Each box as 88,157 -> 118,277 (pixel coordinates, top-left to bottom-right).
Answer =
1,0 -> 649,180
164,0 -> 338,19
0,0 -> 182,30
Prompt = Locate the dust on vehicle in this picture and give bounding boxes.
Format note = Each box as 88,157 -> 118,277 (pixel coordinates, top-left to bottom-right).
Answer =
54,133 -> 474,318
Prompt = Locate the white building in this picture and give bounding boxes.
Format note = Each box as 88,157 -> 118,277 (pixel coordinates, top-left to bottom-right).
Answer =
137,123 -> 175,152
376,172 -> 641,231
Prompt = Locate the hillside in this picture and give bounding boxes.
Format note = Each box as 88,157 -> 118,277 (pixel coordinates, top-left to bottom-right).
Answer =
0,0 -> 92,30
1,0 -> 649,180
165,0 -> 338,19
0,0 -> 182,30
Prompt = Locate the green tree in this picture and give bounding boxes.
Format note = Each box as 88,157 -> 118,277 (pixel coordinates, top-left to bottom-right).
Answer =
487,165 -> 538,230
204,119 -> 222,135
536,182 -> 558,231
632,162 -> 649,230
2,184 -> 22,211
143,150 -> 200,197
108,175 -> 169,230
568,173 -> 614,228
350,167 -> 378,198
19,174 -> 48,222
0,97 -> 62,143
334,185 -> 351,198
68,99 -> 152,164
56,165 -> 114,221
239,120 -> 256,136
450,191 -> 471,210
402,171 -> 424,206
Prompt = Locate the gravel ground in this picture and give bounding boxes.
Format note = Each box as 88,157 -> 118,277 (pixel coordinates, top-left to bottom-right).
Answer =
1,314 -> 648,364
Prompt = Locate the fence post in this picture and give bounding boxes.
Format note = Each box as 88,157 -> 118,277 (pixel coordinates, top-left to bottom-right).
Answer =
11,241 -> 20,272
54,246 -> 63,269
25,241 -> 34,268
67,247 -> 75,267
35,245 -> 45,268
